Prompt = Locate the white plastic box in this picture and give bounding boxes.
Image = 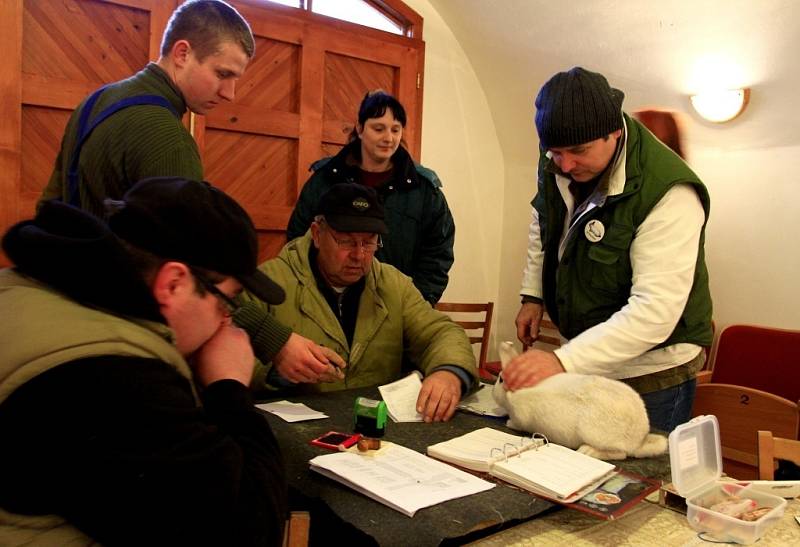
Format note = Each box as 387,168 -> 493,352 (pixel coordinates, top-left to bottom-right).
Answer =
668,415 -> 787,544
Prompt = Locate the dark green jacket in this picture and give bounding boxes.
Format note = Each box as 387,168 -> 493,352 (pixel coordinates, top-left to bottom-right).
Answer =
535,114 -> 713,346
286,142 -> 455,304
40,63 -> 202,218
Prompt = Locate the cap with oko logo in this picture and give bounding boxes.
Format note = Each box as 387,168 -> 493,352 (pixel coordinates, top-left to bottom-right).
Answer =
317,183 -> 388,234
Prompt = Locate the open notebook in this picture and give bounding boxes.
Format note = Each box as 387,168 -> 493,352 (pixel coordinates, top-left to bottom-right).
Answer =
427,427 -> 617,503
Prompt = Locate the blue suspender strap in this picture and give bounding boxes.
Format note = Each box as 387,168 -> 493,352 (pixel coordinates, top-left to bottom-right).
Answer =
66,89 -> 179,207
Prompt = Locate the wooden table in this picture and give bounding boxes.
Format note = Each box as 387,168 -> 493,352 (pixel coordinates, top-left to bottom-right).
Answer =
258,386 -> 671,546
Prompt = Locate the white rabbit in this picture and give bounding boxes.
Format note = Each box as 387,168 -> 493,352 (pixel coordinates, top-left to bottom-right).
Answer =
492,341 -> 667,460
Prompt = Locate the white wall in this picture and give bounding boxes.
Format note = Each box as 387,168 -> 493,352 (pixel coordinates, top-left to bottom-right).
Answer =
404,0 -> 506,355
694,145 -> 800,329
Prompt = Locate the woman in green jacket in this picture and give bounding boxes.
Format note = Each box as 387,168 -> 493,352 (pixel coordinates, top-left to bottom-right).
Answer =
286,90 -> 455,304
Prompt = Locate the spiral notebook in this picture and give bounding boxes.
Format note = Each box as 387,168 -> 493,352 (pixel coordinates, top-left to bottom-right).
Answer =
427,427 -> 616,503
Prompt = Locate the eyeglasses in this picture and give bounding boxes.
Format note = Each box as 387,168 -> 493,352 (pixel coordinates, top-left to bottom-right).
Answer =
326,230 -> 383,253
190,268 -> 240,315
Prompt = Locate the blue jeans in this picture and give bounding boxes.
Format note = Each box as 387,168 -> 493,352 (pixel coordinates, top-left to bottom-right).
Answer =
640,379 -> 697,433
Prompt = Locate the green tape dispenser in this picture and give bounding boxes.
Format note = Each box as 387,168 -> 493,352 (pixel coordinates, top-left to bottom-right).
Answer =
353,397 -> 387,438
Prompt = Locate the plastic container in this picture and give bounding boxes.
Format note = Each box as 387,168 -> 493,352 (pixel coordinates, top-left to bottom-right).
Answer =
668,415 -> 787,544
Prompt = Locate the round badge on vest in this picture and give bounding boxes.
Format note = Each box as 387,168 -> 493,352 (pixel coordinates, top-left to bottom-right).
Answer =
584,219 -> 605,242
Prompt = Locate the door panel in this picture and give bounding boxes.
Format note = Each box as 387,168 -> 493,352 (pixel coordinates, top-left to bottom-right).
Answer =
0,0 -> 176,266
205,1 -> 424,259
0,0 -> 424,266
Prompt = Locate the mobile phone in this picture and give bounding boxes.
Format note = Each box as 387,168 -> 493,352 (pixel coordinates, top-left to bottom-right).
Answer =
310,431 -> 362,450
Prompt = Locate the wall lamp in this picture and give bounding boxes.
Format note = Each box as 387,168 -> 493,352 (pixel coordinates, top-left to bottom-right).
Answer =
690,88 -> 750,123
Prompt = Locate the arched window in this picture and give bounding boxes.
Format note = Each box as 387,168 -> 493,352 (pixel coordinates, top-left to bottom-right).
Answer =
263,0 -> 420,37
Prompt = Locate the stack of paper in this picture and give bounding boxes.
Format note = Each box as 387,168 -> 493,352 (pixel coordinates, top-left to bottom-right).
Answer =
310,442 -> 494,516
457,383 -> 508,417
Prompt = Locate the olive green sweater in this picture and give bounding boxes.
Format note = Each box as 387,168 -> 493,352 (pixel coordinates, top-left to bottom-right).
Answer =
40,63 -> 202,218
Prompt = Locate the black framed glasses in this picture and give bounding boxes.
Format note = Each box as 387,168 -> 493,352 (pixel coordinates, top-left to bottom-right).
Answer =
326,230 -> 383,253
190,268 -> 240,315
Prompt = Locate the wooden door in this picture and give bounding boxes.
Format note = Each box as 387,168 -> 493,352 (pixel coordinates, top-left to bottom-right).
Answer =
0,0 -> 424,265
0,0 -> 177,266
202,1 -> 425,261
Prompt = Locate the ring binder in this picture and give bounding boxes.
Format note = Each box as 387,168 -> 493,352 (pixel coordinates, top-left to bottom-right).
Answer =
488,432 -> 549,462
427,427 -> 616,503
532,432 -> 549,447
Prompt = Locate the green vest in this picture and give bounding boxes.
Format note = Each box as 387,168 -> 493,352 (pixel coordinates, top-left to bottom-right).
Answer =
533,115 -> 713,347
0,269 -> 194,544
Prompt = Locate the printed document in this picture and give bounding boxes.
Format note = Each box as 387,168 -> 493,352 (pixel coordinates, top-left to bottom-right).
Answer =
310,442 -> 494,516
378,372 -> 424,422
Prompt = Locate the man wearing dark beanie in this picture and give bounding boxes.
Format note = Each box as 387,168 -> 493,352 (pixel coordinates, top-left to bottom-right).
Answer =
503,67 -> 713,433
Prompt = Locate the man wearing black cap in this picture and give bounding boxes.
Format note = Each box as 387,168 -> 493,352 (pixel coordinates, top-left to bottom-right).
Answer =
0,178 -> 287,544
238,184 -> 478,422
505,67 -> 713,433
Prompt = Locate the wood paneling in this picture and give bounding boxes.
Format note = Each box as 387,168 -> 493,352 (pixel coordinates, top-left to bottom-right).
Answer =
20,106 -> 71,209
0,0 -> 24,266
198,1 -> 424,259
22,0 -> 150,82
1,0 -> 424,265
237,36 -> 301,113
323,52 -> 396,130
203,129 -> 298,223
1,0 -> 176,268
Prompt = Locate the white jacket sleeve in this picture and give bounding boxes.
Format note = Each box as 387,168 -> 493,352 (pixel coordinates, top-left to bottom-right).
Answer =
520,205 -> 544,298
554,184 -> 706,375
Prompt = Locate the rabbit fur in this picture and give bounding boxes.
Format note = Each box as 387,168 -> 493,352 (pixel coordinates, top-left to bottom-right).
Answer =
492,341 -> 667,460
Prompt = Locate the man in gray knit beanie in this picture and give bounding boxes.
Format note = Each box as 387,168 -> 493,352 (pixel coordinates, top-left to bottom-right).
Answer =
505,67 -> 713,434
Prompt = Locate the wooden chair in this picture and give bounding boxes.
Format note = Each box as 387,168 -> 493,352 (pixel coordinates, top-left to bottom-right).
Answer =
757,430 -> 800,480
696,319 -> 716,383
529,314 -> 562,349
697,324 -> 800,400
435,302 -> 494,382
691,383 -> 799,479
283,511 -> 310,547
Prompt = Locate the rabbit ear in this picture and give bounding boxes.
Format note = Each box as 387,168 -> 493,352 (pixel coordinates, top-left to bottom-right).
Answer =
498,341 -> 519,370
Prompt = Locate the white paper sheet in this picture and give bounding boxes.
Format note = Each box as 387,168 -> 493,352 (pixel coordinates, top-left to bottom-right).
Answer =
255,400 -> 328,422
309,442 -> 495,516
378,372 -> 424,422
457,383 -> 508,417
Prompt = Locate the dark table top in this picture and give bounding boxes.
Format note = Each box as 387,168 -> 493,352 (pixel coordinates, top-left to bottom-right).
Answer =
258,386 -> 671,546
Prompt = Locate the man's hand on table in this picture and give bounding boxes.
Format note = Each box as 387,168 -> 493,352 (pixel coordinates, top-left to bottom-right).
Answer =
416,370 -> 461,423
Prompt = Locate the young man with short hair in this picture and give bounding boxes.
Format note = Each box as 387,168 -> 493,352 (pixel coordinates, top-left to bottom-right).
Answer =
40,0 -> 254,217
39,0 -> 344,393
